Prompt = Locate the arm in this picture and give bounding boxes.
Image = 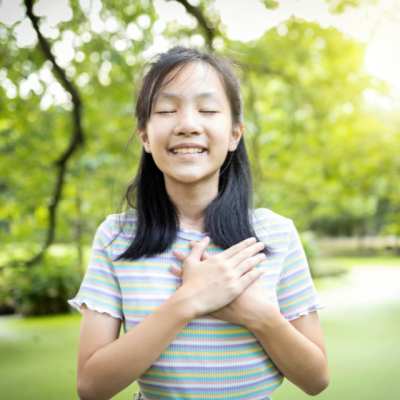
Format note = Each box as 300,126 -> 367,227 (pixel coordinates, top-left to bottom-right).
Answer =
249,219 -> 329,394
77,291 -> 194,400
76,237 -> 266,400
171,241 -> 329,396
209,279 -> 329,395
248,308 -> 329,396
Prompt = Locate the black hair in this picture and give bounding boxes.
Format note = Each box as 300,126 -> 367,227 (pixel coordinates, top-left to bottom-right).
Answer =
118,46 -> 268,260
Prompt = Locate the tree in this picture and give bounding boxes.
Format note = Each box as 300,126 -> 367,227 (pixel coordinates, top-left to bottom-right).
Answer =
1,0 -> 399,269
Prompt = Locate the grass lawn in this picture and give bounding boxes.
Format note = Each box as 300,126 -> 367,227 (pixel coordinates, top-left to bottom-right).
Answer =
273,301 -> 400,400
332,257 -> 400,268
0,314 -> 138,400
1,257 -> 399,400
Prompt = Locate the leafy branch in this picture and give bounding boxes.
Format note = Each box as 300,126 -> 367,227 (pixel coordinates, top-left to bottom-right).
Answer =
325,0 -> 378,14
24,0 -> 84,265
171,0 -> 216,46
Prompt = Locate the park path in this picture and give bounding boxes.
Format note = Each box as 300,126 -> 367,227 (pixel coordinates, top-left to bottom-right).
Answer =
0,266 -> 399,327
318,267 -> 400,308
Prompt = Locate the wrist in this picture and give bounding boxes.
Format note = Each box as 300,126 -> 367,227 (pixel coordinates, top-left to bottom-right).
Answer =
169,287 -> 202,320
246,305 -> 287,334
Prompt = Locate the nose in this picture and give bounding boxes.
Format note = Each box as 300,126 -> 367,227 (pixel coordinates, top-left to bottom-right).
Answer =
173,107 -> 203,137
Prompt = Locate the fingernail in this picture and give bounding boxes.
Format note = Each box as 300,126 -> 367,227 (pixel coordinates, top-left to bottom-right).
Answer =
170,263 -> 178,271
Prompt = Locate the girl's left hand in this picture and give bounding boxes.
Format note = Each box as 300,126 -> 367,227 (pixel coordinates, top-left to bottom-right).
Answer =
171,241 -> 272,328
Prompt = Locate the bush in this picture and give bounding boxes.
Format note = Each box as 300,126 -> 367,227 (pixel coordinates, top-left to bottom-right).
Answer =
0,253 -> 83,316
300,231 -> 321,275
300,231 -> 347,277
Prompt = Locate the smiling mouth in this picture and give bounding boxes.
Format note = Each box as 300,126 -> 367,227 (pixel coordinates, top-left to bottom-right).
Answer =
171,148 -> 205,154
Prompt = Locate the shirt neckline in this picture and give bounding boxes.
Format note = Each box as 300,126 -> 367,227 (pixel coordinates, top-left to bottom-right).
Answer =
176,225 -> 209,241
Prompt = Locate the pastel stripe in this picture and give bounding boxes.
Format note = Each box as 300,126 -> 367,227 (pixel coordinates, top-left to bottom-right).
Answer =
68,208 -> 326,399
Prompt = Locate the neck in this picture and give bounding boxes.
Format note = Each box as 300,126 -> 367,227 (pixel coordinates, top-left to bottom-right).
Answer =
164,174 -> 219,233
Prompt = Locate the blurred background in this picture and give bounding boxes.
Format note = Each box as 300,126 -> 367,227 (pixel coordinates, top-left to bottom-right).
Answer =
0,0 -> 399,399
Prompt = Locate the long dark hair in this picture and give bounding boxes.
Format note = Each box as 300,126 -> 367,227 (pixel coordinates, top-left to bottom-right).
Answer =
118,46 -> 268,260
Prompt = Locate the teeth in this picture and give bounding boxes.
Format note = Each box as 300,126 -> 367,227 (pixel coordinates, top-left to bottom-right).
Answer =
172,148 -> 204,154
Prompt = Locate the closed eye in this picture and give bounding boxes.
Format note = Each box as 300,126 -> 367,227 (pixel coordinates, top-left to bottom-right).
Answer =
157,111 -> 175,114
200,111 -> 218,114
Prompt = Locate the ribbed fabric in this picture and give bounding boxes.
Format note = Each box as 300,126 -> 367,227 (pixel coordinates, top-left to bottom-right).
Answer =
68,208 -> 326,400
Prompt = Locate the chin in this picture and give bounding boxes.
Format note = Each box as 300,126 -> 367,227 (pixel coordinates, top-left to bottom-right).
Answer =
165,168 -> 219,186
168,171 -> 213,185
174,175 -> 204,184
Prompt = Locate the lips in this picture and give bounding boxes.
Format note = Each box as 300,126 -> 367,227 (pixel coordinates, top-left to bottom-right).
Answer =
172,148 -> 204,154
169,142 -> 207,157
169,143 -> 207,151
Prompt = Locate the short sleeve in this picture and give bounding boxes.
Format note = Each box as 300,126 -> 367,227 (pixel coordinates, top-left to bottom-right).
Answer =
276,222 -> 326,321
68,220 -> 124,320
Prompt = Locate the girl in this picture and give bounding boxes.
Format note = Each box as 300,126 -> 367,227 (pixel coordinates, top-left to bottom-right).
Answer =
69,46 -> 329,400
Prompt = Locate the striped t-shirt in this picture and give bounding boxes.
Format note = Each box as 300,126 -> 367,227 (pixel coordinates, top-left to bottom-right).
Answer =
68,208 -> 326,400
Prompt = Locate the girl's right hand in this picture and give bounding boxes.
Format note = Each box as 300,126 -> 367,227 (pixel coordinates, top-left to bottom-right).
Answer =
171,237 -> 266,317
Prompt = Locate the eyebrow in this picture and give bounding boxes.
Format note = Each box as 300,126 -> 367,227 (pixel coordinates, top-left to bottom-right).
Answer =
153,92 -> 223,102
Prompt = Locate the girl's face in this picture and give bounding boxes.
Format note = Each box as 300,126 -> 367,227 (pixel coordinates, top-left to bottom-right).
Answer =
140,62 -> 242,187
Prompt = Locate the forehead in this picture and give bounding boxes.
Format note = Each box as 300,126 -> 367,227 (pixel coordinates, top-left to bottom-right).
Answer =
155,62 -> 228,100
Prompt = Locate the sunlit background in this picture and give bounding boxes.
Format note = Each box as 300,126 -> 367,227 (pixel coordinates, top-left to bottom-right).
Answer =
1,0 -> 399,399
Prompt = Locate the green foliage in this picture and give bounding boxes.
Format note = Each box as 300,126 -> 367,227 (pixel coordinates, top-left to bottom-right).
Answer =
0,253 -> 82,316
261,0 -> 280,10
2,285 -> 400,399
325,0 -> 379,14
232,19 -> 400,236
300,231 -> 321,267
0,0 -> 399,293
300,231 -> 348,277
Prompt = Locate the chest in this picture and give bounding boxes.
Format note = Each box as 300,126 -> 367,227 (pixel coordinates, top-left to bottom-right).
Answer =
115,239 -> 284,330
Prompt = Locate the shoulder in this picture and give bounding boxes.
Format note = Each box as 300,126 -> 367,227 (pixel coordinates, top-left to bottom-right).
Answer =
93,210 -> 137,251
97,209 -> 138,239
93,209 -> 138,261
251,208 -> 296,251
251,208 -> 294,232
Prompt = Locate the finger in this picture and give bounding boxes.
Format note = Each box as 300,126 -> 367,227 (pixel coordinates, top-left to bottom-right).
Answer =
230,242 -> 265,267
188,236 -> 210,260
238,267 -> 266,291
235,253 -> 266,277
190,241 -> 210,261
218,237 -> 257,260
170,263 -> 183,278
172,249 -> 188,262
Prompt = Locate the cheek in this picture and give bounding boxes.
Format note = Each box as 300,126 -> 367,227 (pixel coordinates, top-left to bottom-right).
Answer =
151,144 -> 168,165
211,132 -> 231,155
150,151 -> 171,177
146,127 -> 166,154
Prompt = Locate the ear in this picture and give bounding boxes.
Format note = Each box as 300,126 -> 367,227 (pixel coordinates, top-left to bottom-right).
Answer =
228,123 -> 243,152
139,129 -> 151,153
